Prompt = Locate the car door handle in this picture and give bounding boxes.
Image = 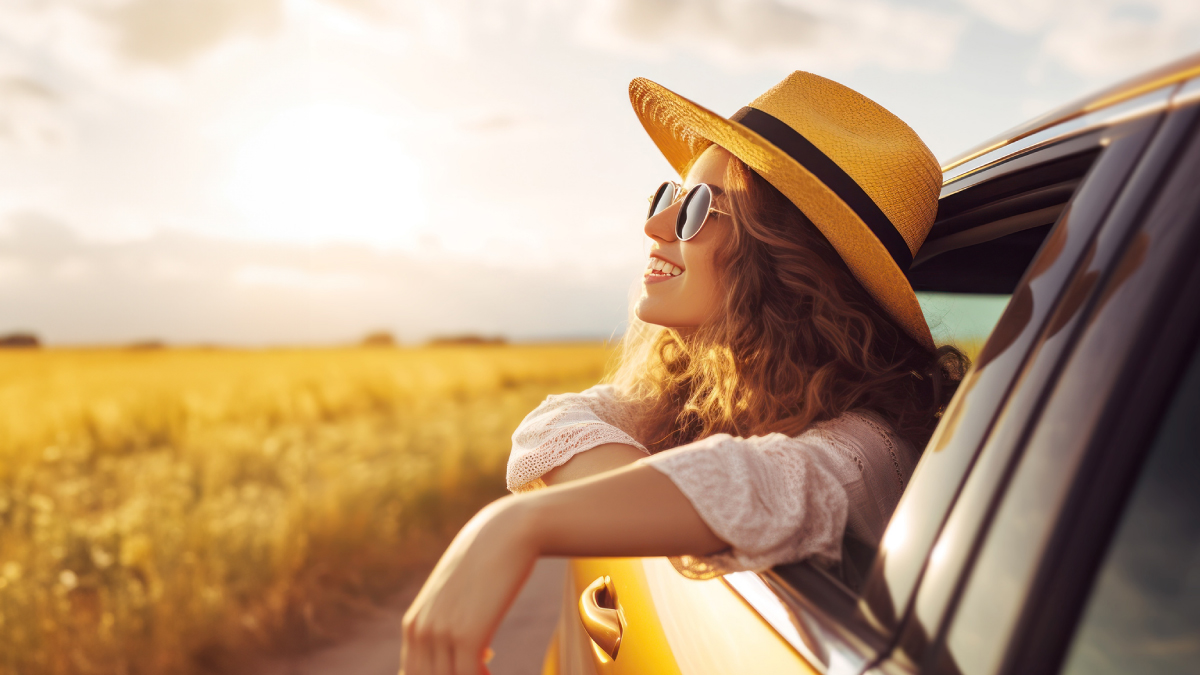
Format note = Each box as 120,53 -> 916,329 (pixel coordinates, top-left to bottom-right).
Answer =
578,575 -> 624,660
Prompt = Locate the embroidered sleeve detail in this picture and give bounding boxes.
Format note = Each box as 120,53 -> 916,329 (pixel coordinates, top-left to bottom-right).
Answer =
639,432 -> 850,576
507,385 -> 649,493
847,411 -> 908,491
507,422 -> 646,493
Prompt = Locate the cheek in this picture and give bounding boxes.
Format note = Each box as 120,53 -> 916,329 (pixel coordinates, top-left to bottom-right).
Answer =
690,263 -> 723,314
681,248 -> 724,316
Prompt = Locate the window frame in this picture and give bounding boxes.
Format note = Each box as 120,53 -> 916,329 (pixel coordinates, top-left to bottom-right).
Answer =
863,101 -> 1168,646
936,92 -> 1200,675
879,96 -> 1187,675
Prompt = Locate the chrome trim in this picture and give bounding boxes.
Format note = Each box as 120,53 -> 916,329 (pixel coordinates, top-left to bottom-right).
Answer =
724,573 -> 820,669
723,572 -> 864,675
940,53 -> 1200,174
1172,76 -> 1200,107
942,85 -> 1179,188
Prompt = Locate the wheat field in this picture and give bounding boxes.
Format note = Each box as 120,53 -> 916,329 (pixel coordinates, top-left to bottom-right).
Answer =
0,344 -> 611,675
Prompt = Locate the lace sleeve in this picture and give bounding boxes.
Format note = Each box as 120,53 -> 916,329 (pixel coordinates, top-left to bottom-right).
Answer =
638,431 -> 856,579
637,411 -> 916,580
507,384 -> 649,493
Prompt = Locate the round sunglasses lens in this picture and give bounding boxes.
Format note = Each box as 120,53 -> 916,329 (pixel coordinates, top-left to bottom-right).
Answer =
647,181 -> 676,219
676,184 -> 711,240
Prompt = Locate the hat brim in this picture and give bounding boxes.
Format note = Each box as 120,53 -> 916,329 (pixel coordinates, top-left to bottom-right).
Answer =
629,77 -> 935,352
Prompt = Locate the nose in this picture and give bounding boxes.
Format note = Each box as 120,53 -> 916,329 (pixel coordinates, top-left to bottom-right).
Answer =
644,200 -> 678,243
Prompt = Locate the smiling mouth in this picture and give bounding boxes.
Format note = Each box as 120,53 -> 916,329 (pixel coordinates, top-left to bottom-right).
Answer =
645,256 -> 684,279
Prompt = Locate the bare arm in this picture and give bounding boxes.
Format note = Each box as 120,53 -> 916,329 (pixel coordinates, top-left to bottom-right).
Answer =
529,462 -> 725,556
401,463 -> 725,675
541,442 -> 648,486
506,385 -> 648,492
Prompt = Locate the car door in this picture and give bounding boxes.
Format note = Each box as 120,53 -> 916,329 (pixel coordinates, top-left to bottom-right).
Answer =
544,557 -> 813,674
911,79 -> 1200,675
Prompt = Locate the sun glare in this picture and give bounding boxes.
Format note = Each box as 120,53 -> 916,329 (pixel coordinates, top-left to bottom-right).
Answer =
226,103 -> 424,247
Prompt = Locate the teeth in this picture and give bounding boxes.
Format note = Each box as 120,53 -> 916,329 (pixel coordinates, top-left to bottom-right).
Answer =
646,257 -> 684,276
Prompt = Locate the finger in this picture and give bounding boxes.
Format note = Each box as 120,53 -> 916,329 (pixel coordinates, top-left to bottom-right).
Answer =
454,643 -> 485,675
403,622 -> 436,675
432,631 -> 454,675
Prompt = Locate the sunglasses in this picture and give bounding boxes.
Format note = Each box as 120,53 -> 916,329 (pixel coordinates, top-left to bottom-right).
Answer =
646,181 -> 729,241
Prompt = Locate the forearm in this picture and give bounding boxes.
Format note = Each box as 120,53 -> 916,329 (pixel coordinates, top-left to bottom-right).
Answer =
514,462 -> 727,558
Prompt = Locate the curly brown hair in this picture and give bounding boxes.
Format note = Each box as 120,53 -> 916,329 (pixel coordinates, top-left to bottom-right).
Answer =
610,157 -> 967,452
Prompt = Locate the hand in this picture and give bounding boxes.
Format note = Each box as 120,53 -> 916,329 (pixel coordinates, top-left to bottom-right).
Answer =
399,463 -> 726,674
400,497 -> 536,675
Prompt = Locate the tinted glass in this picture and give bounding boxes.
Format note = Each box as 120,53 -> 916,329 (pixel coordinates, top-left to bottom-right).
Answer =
1058,341 -> 1200,675
648,181 -> 676,219
916,292 -> 1010,359
677,184 -> 711,241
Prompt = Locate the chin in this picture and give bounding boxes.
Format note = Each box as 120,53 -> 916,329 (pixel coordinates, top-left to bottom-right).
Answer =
634,301 -> 666,328
635,300 -> 694,330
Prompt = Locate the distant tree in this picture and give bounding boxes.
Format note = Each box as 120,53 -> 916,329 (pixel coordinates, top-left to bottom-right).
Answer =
427,334 -> 507,346
361,331 -> 397,347
126,340 -> 166,350
0,332 -> 40,348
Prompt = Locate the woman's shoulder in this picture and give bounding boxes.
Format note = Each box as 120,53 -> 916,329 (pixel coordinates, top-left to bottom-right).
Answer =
804,408 -> 899,441
518,383 -> 649,434
802,410 -> 919,469
532,383 -> 623,412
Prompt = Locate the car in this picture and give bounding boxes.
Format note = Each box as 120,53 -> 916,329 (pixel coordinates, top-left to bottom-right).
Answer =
541,52 -> 1200,675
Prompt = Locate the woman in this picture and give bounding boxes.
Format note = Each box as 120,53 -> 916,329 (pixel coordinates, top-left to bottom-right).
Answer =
401,72 -> 965,675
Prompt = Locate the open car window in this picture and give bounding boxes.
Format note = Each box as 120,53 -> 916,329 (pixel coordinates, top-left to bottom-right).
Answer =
724,84 -> 1186,675
734,145 -> 1102,673
917,292 -> 1010,358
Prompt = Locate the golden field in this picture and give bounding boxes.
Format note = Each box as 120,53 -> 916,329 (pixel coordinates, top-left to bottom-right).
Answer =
0,344 -> 612,675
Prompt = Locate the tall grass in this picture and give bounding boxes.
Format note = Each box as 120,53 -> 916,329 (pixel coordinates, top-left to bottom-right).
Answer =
0,345 -> 610,675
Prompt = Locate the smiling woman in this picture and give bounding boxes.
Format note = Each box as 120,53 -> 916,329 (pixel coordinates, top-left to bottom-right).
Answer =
225,103 -> 425,247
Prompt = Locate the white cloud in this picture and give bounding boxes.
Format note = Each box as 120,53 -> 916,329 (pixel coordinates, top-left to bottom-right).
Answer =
295,0 -> 969,72
0,73 -> 67,149
51,257 -> 91,281
0,258 -> 28,285
232,264 -> 364,291
576,0 -> 967,72
955,0 -> 1057,32
959,0 -> 1200,80
100,0 -> 284,66
0,216 -> 639,344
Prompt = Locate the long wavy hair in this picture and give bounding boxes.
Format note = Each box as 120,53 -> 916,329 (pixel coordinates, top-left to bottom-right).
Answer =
609,157 -> 967,453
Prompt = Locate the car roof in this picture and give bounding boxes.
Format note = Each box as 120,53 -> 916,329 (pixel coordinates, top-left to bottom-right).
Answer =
942,51 -> 1200,176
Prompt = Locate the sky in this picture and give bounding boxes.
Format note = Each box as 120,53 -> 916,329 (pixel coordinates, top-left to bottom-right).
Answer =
1,0 -> 1199,346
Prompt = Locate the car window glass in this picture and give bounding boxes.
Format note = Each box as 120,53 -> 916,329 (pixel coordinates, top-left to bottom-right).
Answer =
916,292 -> 1010,358
1058,339 -> 1200,675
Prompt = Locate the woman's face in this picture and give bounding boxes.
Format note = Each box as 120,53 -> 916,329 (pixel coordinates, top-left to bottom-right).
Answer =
635,145 -> 732,329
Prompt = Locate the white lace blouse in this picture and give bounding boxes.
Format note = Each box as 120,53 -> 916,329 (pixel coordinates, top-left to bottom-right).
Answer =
507,384 -> 920,581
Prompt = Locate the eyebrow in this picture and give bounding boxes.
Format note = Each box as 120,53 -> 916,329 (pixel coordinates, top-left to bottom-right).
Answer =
679,182 -> 731,211
706,184 -> 731,210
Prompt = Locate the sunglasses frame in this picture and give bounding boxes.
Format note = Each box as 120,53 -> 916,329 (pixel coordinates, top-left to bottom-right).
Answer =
646,180 -> 731,242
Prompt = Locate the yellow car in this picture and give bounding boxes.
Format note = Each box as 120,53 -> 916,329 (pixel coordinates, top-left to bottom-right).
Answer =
545,52 -> 1200,675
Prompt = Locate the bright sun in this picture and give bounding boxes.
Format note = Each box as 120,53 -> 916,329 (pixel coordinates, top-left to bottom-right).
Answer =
226,103 -> 424,247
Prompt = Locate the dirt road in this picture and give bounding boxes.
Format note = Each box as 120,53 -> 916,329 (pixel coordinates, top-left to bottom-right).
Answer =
260,558 -> 566,675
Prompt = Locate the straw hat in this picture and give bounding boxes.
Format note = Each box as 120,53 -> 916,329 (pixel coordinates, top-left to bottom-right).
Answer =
629,72 -> 940,352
